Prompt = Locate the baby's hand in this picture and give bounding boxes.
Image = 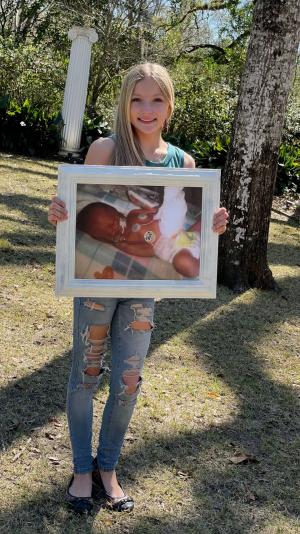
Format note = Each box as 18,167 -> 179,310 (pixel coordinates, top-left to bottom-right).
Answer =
48,196 -> 68,226
212,207 -> 228,235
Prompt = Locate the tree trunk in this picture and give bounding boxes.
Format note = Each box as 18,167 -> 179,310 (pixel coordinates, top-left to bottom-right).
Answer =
218,0 -> 300,292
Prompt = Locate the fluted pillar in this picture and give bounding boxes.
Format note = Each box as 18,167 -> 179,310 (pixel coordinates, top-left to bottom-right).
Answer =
60,27 -> 98,156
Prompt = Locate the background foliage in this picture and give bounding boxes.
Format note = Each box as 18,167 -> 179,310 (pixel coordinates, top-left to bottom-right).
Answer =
0,0 -> 298,191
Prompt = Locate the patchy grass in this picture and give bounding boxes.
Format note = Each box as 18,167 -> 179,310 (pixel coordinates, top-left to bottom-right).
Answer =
0,153 -> 299,534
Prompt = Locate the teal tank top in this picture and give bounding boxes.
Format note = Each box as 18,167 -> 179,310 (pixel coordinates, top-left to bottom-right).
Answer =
109,135 -> 184,168
145,143 -> 185,168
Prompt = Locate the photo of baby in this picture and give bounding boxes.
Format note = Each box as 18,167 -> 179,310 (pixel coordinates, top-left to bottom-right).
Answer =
75,183 -> 202,281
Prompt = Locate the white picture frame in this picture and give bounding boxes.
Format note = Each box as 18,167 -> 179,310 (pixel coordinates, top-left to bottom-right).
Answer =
56,164 -> 220,298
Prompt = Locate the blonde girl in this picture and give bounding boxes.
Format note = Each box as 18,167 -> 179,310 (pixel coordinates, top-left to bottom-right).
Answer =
48,62 -> 228,514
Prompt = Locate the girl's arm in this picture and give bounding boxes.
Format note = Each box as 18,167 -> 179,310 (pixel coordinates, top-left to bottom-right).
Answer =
48,137 -> 115,225
184,152 -> 196,168
183,151 -> 228,235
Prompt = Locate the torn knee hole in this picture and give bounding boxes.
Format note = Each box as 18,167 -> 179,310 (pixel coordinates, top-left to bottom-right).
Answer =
122,369 -> 141,395
89,324 -> 110,339
84,352 -> 104,374
81,324 -> 110,343
129,304 -> 153,330
81,324 -> 109,377
84,367 -> 102,376
83,300 -> 105,311
129,320 -> 153,331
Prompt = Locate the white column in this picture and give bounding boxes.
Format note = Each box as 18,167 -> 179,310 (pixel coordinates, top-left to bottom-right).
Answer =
60,27 -> 98,156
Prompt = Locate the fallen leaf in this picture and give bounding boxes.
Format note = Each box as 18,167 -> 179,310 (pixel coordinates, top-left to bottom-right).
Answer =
48,456 -> 60,464
177,470 -> 190,478
49,416 -> 60,423
125,434 -> 138,442
207,391 -> 220,398
229,453 -> 258,465
12,447 -> 26,461
102,518 -> 114,527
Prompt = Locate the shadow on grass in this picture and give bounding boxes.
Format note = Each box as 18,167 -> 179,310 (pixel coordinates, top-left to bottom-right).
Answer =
0,193 -> 50,225
267,242 -> 300,267
1,230 -> 55,248
0,249 -> 55,266
0,163 -> 57,180
0,193 -> 57,264
270,215 -> 299,229
149,287 -> 299,525
0,351 -> 71,449
1,275 -> 299,532
0,484 -> 95,534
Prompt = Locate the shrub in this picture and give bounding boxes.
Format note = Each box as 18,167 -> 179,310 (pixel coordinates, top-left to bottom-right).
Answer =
0,97 -> 63,156
0,37 -> 66,113
276,142 -> 300,195
191,134 -> 299,195
0,96 -> 113,158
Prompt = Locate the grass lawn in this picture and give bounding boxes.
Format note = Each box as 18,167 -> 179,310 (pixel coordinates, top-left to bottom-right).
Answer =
0,154 -> 299,534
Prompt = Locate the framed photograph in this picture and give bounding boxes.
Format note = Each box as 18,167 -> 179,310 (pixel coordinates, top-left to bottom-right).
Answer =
56,164 -> 220,298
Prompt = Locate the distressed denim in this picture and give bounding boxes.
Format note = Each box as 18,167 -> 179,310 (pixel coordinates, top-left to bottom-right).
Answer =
66,297 -> 155,473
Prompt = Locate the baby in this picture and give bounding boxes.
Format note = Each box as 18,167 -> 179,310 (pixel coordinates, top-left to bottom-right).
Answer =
76,186 -> 200,278
153,186 -> 200,278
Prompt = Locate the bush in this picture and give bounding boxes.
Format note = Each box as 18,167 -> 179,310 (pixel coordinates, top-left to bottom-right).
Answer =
0,37 -> 66,113
0,97 -> 63,156
191,134 -> 231,168
168,59 -> 236,152
0,96 -> 113,158
191,134 -> 300,195
276,142 -> 300,195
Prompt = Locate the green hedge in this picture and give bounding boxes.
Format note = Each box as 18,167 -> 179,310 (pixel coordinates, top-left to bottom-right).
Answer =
0,97 -> 110,158
0,97 -> 63,156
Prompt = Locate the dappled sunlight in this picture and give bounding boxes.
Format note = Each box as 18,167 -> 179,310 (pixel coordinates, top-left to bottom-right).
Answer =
0,155 -> 299,532
268,264 -> 300,278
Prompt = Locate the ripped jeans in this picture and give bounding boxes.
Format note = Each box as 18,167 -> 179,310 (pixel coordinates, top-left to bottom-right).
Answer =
66,297 -> 155,473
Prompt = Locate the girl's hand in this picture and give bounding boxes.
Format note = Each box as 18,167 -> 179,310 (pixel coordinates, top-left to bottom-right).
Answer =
48,196 -> 68,226
212,207 -> 228,235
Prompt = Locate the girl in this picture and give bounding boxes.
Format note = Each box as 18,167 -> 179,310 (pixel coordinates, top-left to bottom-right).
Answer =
48,62 -> 228,514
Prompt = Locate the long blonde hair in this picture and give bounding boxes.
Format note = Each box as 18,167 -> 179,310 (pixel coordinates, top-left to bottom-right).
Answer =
111,63 -> 174,166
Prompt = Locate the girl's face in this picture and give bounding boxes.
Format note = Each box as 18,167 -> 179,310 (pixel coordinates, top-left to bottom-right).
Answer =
130,77 -> 170,136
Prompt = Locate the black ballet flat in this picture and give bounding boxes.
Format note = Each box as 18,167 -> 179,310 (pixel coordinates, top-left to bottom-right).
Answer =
65,476 -> 93,514
92,458 -> 134,512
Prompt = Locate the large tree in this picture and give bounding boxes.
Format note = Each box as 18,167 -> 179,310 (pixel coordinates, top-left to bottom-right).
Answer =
218,0 -> 300,291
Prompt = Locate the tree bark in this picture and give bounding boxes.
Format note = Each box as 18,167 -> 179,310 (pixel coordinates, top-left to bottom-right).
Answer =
218,0 -> 300,292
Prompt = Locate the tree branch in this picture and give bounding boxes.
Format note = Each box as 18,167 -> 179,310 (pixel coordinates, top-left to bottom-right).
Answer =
184,43 -> 226,55
226,29 -> 251,48
159,1 -> 236,31
177,30 -> 251,61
